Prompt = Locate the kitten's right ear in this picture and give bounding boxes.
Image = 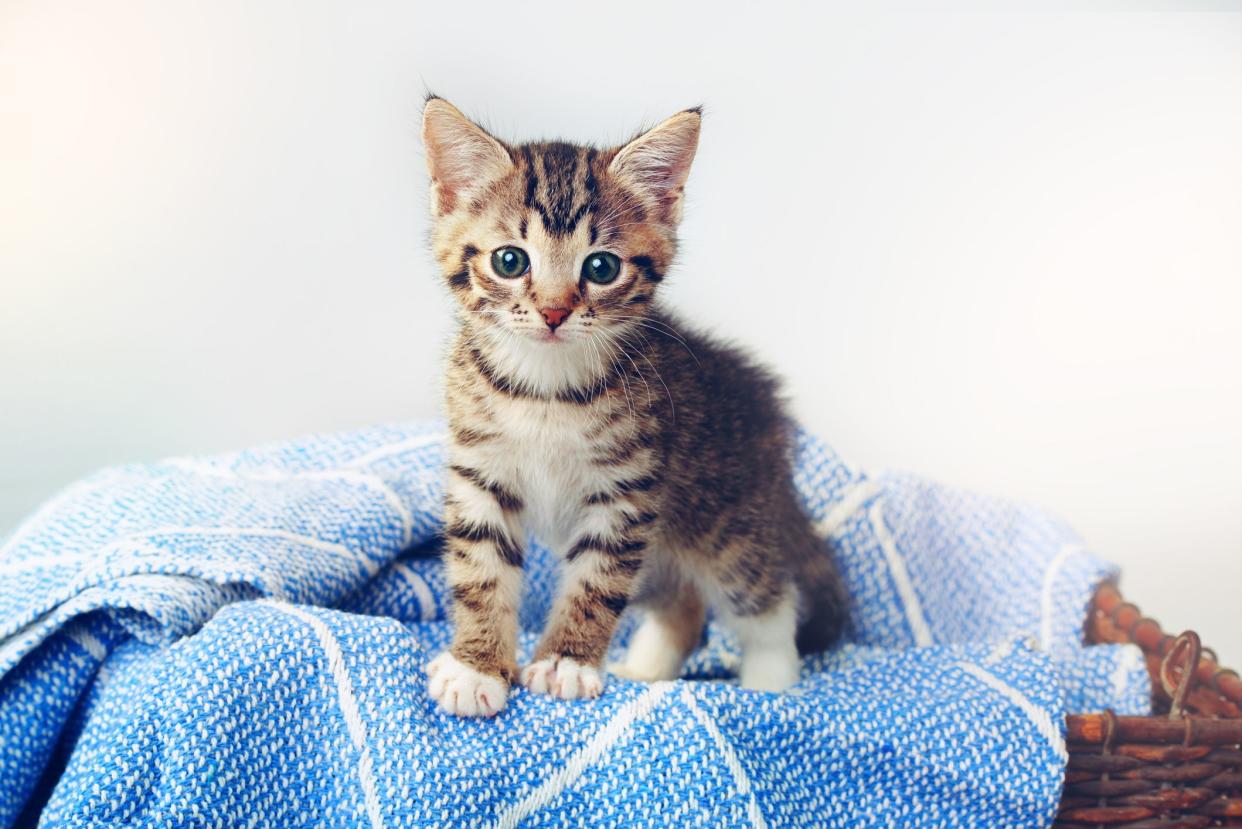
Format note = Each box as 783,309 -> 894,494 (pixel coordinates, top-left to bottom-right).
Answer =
422,97 -> 513,215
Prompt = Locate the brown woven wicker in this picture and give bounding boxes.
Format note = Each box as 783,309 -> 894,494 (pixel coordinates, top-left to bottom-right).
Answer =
1056,582 -> 1242,827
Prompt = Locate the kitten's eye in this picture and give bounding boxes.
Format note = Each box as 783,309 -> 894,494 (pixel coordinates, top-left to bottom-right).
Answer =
491,247 -> 529,278
581,252 -> 621,285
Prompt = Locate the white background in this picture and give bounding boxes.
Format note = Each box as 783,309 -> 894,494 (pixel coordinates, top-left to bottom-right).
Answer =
2,2 -> 1239,667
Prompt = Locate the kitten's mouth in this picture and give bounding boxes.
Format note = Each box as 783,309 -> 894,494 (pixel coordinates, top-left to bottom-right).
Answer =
535,330 -> 563,343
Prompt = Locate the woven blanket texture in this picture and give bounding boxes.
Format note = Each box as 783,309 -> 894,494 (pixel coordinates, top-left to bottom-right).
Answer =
0,421 -> 1151,828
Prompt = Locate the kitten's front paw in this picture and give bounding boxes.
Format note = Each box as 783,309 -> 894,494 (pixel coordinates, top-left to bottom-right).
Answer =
521,657 -> 604,701
427,651 -> 509,717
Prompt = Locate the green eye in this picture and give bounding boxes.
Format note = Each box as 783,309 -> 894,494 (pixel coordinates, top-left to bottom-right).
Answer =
491,247 -> 529,278
581,252 -> 622,285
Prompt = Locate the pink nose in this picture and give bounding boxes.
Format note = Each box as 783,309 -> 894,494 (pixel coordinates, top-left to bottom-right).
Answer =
539,307 -> 571,330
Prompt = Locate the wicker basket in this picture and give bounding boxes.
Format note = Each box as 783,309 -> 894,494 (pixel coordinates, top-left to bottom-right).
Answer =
1056,582 -> 1242,827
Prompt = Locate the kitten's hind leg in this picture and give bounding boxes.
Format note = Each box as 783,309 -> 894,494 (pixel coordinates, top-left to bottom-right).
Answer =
610,589 -> 705,683
729,590 -> 802,692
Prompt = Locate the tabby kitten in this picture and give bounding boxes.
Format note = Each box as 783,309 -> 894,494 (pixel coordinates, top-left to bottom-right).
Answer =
422,97 -> 846,717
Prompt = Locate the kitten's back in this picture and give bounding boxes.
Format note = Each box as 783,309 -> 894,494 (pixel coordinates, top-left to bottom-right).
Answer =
647,310 -> 848,652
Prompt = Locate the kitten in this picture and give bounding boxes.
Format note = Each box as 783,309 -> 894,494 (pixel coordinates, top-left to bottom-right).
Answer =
422,97 -> 847,717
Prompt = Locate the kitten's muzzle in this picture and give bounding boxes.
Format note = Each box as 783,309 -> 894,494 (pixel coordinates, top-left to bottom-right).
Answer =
539,307 -> 571,331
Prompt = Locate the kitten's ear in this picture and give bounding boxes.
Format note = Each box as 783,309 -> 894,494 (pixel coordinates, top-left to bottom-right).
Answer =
609,108 -> 701,221
422,97 -> 513,215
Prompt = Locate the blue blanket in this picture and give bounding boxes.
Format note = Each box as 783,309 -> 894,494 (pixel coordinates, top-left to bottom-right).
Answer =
0,422 -> 1150,828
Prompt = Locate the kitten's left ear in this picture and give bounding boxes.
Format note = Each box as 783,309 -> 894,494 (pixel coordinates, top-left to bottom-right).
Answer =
609,108 -> 701,223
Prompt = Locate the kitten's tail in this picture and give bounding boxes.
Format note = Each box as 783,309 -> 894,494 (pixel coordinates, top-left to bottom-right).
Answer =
789,518 -> 850,655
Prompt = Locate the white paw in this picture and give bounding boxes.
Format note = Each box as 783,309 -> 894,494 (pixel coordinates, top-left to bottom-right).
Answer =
739,648 -> 801,693
426,651 -> 509,717
607,659 -> 676,683
607,616 -> 688,682
520,657 -> 604,700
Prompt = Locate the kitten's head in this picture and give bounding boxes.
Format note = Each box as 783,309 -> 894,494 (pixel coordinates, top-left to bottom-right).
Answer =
422,97 -> 699,353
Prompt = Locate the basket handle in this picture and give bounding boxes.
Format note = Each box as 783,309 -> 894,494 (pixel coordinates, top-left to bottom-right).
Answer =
1159,630 -> 1201,719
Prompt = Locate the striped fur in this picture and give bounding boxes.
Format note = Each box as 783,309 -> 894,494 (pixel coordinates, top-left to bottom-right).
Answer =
422,98 -> 846,716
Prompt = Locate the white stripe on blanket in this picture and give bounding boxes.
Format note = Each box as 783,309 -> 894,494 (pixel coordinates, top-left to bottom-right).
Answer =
267,601 -> 386,829
956,661 -> 1068,763
491,683 -> 673,829
870,502 -> 933,647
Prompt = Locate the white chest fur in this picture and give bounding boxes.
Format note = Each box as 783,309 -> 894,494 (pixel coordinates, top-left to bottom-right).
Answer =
451,333 -> 632,554
467,396 -> 611,553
